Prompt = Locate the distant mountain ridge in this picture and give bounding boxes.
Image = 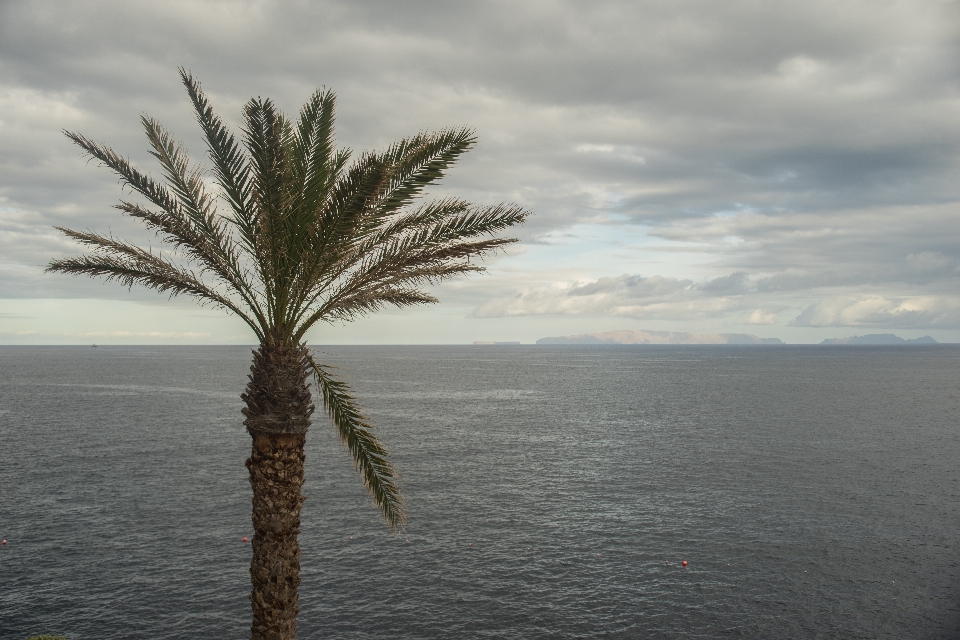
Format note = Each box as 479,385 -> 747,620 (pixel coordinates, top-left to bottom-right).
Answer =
537,330 -> 783,345
820,333 -> 937,345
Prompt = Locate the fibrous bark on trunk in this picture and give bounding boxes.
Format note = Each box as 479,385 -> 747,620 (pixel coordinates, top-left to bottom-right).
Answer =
242,343 -> 314,435
242,343 -> 314,640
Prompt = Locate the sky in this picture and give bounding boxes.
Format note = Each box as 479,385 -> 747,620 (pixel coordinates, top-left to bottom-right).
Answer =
1,0 -> 958,345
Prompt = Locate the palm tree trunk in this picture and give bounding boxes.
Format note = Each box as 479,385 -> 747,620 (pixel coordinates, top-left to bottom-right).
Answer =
242,343 -> 315,640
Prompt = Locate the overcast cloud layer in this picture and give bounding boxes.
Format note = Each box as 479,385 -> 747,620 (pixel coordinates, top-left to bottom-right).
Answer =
1,0 -> 958,343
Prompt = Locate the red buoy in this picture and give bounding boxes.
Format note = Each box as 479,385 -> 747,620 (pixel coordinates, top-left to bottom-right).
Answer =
682,560 -> 688,567
1,540 -> 5,545
242,537 -> 248,543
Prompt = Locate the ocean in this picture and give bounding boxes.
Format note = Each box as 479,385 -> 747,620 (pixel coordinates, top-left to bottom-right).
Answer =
1,345 -> 958,639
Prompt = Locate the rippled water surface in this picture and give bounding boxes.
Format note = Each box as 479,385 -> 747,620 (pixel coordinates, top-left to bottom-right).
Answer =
1,345 -> 958,639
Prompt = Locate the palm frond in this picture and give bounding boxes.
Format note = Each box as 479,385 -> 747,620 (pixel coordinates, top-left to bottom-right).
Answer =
284,153 -> 392,317
316,151 -> 392,252
319,287 -> 439,323
280,90 -> 350,319
365,198 -> 473,244
361,203 -> 528,268
137,118 -> 269,328
141,115 -> 216,221
112,200 -> 268,328
370,128 -> 476,224
292,87 -> 341,222
63,130 -> 181,214
293,258 -> 490,341
243,97 -> 304,331
47,228 -> 262,338
287,198 -> 469,318
65,124 -> 270,331
289,205 -> 527,336
309,357 -> 405,531
317,204 -> 526,309
180,69 -> 255,237
299,129 -> 475,274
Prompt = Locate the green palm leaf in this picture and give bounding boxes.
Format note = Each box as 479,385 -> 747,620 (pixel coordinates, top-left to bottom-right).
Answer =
309,358 -> 405,531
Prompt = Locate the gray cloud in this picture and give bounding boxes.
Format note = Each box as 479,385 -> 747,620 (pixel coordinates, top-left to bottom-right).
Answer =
473,272 -> 757,320
791,296 -> 960,328
472,271 -> 960,330
1,0 -> 958,338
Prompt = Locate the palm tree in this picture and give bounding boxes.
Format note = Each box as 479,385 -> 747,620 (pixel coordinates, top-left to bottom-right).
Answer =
48,69 -> 528,640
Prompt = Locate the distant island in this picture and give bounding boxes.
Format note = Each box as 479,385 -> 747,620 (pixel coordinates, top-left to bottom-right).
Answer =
536,330 -> 783,345
473,341 -> 522,345
820,333 -> 937,345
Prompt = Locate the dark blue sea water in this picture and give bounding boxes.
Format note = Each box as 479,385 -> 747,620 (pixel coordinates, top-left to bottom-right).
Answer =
0,345 -> 958,639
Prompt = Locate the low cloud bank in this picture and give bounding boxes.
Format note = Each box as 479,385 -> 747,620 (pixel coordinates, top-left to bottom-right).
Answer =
473,273 -> 754,320
819,334 -> 937,345
537,329 -> 782,345
791,296 -> 960,328
472,273 -> 960,330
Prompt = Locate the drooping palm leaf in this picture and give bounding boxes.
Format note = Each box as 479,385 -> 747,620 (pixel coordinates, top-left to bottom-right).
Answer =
309,358 -> 405,531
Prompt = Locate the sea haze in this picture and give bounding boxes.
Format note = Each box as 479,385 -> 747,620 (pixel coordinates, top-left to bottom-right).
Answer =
0,345 -> 958,639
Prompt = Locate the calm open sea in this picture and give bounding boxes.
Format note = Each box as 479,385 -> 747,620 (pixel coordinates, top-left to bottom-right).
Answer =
0,345 -> 958,639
